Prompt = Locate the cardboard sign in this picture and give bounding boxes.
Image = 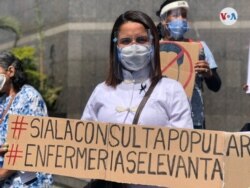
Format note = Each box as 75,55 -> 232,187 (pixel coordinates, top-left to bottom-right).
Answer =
4,115 -> 250,188
160,41 -> 200,98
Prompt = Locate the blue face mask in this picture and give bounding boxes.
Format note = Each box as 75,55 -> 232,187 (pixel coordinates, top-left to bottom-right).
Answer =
167,19 -> 189,40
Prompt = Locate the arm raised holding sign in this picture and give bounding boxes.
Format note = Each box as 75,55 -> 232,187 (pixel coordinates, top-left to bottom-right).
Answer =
0,52 -> 52,187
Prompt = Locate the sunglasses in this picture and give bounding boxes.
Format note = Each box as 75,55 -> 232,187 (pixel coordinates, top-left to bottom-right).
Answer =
117,35 -> 150,46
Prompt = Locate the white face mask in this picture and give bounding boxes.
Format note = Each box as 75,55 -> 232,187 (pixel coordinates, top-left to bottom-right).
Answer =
118,44 -> 152,71
0,74 -> 6,90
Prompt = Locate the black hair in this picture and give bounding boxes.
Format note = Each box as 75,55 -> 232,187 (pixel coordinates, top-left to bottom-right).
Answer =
0,51 -> 27,91
106,10 -> 162,87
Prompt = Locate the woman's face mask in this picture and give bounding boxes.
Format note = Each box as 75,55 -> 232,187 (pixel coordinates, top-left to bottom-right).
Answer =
167,19 -> 189,40
0,74 -> 6,90
118,44 -> 152,71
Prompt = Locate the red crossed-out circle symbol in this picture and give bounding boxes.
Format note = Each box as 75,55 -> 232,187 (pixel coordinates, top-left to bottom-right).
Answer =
160,41 -> 193,89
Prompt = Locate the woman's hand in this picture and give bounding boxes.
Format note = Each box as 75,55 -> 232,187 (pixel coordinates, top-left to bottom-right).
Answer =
0,143 -> 8,157
194,60 -> 212,78
243,84 -> 248,92
0,143 -> 15,182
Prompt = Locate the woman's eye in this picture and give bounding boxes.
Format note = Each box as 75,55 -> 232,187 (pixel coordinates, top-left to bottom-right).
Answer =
119,38 -> 132,45
136,36 -> 149,44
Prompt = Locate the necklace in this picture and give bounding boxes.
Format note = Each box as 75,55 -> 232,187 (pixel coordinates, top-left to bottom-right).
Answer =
0,95 -> 16,124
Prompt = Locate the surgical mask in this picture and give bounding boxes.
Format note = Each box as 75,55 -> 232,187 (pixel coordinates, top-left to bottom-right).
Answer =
0,74 -> 6,90
167,19 -> 189,40
118,44 -> 152,72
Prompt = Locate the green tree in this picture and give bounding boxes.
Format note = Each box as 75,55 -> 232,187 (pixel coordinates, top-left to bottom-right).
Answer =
0,16 -> 21,47
12,46 -> 62,112
0,12 -> 61,114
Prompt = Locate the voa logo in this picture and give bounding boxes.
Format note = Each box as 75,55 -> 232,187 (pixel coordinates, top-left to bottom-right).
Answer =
220,7 -> 238,25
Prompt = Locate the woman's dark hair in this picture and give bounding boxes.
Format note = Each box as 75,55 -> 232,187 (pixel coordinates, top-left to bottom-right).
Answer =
106,10 -> 162,87
0,51 -> 27,91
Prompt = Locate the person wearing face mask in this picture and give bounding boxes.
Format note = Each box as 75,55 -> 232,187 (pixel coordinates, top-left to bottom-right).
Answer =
240,84 -> 250,131
82,10 -> 193,188
0,52 -> 53,187
156,0 -> 221,130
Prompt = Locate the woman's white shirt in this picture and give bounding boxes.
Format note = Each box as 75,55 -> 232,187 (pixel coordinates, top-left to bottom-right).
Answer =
82,77 -> 193,129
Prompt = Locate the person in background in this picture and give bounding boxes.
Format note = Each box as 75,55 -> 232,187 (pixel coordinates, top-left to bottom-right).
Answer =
243,84 -> 248,92
241,84 -> 250,131
0,52 -> 52,187
82,10 -> 193,188
156,0 -> 221,129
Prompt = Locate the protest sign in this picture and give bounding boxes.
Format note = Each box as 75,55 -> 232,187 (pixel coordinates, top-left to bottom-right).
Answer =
4,115 -> 250,188
224,132 -> 250,188
160,41 -> 199,98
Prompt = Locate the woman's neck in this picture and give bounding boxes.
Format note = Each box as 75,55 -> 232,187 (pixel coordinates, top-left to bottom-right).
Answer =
122,64 -> 151,83
6,84 -> 17,97
163,36 -> 187,42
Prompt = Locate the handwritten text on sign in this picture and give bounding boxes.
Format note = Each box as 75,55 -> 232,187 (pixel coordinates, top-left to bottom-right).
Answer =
4,115 -> 250,188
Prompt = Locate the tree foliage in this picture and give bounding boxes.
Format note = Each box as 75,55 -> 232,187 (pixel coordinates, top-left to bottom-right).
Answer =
12,46 -> 62,112
0,15 -> 61,113
0,16 -> 21,46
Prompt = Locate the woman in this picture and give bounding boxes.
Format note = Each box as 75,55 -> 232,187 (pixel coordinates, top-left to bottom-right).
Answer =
156,0 -> 221,129
82,10 -> 193,187
241,84 -> 250,131
0,52 -> 52,187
